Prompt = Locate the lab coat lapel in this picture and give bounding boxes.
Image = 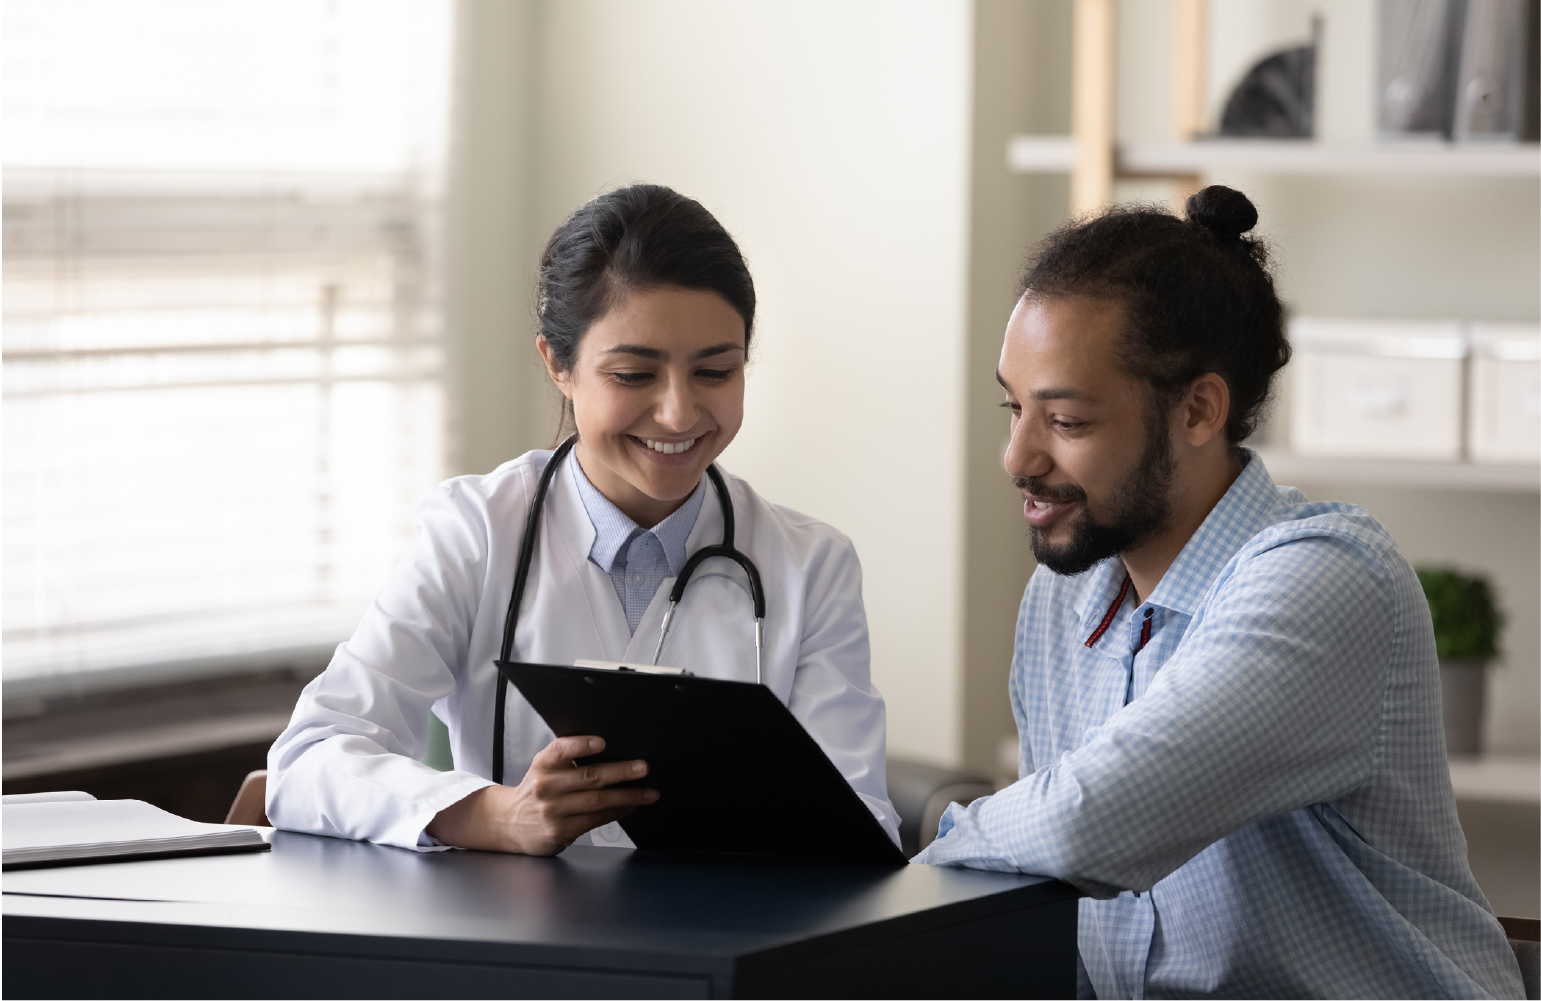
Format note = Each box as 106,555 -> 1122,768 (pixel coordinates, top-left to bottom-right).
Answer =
545,453 -> 633,663
618,469 -> 728,665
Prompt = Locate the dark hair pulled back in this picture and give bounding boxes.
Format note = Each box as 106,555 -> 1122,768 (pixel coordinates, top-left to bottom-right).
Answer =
537,184 -> 756,373
1019,184 -> 1289,446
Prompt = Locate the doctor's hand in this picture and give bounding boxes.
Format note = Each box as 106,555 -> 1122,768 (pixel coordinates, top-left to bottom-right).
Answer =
425,736 -> 658,856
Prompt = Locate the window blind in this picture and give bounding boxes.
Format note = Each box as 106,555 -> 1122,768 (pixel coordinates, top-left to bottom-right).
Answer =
3,0 -> 453,694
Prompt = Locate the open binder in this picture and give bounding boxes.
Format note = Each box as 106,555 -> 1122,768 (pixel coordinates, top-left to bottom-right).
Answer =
3,793 -> 269,870
499,661 -> 907,865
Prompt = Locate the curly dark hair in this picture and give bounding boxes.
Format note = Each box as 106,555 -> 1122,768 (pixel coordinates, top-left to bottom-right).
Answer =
1018,185 -> 1291,447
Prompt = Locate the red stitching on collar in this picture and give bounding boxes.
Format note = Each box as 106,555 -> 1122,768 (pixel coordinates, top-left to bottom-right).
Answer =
1085,575 -> 1132,648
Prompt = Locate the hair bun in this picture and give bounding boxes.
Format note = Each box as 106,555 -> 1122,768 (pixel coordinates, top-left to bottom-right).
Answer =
1185,185 -> 1258,240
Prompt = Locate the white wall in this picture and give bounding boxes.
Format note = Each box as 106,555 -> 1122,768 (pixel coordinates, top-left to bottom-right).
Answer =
961,0 -> 1073,775
491,0 -> 976,765
445,0 -> 546,477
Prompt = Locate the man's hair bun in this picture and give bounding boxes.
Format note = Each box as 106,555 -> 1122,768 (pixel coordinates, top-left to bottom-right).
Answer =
1185,185 -> 1258,240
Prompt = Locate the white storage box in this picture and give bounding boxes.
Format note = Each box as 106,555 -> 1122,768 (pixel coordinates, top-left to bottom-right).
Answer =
1289,318 -> 1466,460
1467,323 -> 1541,464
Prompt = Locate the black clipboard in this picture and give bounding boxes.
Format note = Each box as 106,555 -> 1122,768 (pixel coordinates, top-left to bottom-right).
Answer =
498,661 -> 907,865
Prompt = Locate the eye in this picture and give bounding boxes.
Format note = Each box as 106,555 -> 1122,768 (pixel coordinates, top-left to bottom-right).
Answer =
998,400 -> 1021,414
695,368 -> 735,381
610,371 -> 652,385
1050,418 -> 1084,432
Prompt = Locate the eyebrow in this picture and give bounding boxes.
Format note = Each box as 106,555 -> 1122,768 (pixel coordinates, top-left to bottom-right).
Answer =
691,342 -> 745,361
1031,387 -> 1091,401
994,370 -> 1091,402
603,345 -> 665,360
602,343 -> 745,362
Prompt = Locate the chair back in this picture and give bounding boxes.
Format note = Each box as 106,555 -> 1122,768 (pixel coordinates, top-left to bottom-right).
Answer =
1500,916 -> 1540,1001
225,770 -> 269,827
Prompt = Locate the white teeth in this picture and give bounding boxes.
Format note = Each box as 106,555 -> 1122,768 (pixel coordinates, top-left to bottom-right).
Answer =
1033,501 -> 1053,509
642,436 -> 698,455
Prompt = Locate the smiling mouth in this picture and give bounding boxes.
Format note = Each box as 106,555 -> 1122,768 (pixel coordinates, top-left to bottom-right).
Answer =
1023,491 -> 1083,529
633,435 -> 699,455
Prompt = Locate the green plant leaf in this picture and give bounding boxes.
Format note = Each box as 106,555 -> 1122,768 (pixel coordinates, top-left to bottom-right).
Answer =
1415,567 -> 1503,662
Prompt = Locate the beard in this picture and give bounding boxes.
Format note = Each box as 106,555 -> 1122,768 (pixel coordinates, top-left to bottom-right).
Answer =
1017,410 -> 1176,577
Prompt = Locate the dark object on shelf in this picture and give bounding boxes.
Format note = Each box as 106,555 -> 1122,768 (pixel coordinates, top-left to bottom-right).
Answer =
1417,566 -> 1504,755
1378,0 -> 1468,138
887,756 -> 995,858
1454,0 -> 1541,141
1219,18 -> 1321,138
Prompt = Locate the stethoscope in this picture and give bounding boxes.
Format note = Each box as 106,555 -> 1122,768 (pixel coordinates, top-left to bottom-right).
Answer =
491,434 -> 766,784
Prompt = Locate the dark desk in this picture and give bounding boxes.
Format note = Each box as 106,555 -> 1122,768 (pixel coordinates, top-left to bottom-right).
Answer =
3,832 -> 1077,999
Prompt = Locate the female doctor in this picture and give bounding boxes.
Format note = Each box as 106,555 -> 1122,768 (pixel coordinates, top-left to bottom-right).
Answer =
266,184 -> 901,855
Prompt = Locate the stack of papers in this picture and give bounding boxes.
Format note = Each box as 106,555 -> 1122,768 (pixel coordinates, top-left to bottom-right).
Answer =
3,791 -> 269,869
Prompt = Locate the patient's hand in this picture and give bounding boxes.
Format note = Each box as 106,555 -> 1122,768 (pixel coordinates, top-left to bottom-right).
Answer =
425,736 -> 658,855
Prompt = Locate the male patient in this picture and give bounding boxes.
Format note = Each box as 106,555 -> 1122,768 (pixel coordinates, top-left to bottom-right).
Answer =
914,187 -> 1524,999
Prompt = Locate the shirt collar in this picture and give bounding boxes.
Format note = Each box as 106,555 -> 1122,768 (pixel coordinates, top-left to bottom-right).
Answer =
568,451 -> 708,576
1144,447 -> 1283,616
1068,447 -> 1282,624
1070,554 -> 1132,624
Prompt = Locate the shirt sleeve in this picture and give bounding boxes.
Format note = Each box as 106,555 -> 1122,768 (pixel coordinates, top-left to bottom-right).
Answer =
266,482 -> 497,851
784,535 -> 903,846
914,533 -> 1392,893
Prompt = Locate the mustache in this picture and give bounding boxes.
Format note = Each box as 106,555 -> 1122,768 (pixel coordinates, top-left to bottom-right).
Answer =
1013,475 -> 1087,504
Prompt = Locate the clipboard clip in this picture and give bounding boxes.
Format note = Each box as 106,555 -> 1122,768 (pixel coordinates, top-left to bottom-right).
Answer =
572,659 -> 695,677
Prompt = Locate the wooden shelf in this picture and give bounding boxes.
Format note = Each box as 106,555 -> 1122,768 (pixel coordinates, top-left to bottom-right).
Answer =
1007,136 -> 1541,178
1449,755 -> 1541,805
1255,448 -> 1540,493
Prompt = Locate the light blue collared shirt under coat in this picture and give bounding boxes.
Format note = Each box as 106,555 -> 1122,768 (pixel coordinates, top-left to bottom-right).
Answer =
569,454 -> 707,635
914,451 -> 1524,1000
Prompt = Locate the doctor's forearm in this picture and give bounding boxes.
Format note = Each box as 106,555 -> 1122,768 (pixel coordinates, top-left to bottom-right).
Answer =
426,786 -> 526,852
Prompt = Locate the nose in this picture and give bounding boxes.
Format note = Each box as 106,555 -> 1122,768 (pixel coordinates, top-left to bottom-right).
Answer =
654,370 -> 698,432
1004,414 -> 1052,481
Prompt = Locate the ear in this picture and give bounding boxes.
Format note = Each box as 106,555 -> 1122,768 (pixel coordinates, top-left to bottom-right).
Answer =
535,336 -> 574,401
1181,372 -> 1231,448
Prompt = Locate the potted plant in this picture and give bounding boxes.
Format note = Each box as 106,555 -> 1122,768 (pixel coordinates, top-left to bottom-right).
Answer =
1416,567 -> 1504,756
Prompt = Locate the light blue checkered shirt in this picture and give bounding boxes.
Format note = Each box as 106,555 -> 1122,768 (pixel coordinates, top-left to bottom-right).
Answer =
570,455 -> 707,634
914,451 -> 1524,999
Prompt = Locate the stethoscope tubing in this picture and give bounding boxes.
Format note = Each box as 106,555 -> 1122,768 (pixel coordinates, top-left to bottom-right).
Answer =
491,435 -> 766,785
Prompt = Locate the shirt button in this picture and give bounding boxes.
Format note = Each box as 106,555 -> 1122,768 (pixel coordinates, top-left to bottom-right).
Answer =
631,573 -> 643,585
1143,608 -> 1153,618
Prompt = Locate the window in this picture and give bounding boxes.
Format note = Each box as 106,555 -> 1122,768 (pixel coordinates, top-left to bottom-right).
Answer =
3,0 -> 454,693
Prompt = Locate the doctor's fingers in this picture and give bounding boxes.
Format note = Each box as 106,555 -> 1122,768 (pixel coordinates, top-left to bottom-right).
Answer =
533,735 -> 609,768
532,758 -> 650,797
535,805 -> 643,848
548,785 -> 659,818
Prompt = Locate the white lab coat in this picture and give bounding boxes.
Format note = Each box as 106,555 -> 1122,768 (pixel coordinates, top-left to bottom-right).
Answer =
267,448 -> 901,851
